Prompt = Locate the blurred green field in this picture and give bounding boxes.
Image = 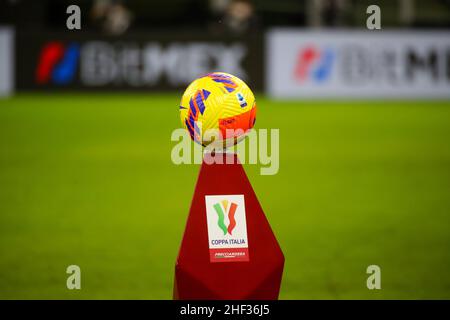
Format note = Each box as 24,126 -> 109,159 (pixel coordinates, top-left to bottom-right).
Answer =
0,94 -> 450,299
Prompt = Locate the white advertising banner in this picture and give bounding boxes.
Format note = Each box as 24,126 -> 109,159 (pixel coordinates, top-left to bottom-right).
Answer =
0,27 -> 14,97
266,29 -> 450,99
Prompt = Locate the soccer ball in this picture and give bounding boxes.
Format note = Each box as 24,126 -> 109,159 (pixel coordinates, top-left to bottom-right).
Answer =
179,72 -> 257,148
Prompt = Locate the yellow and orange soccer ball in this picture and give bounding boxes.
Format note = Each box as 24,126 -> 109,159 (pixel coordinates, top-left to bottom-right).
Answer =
179,72 -> 257,148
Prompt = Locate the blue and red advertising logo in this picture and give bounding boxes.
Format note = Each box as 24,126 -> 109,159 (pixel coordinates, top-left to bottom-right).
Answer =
36,42 -> 80,85
294,46 -> 335,83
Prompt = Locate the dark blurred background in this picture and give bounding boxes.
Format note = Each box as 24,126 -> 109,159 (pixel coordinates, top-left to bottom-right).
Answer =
2,0 -> 450,36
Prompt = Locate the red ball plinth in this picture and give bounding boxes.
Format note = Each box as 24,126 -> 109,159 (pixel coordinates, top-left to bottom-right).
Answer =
173,152 -> 284,300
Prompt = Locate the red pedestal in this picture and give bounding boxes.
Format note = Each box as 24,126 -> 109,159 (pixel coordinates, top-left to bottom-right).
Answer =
174,153 -> 284,300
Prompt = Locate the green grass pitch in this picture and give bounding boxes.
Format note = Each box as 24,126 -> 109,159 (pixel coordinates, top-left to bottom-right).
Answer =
0,94 -> 449,299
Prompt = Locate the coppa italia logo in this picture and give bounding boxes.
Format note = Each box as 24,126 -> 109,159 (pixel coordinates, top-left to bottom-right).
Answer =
205,195 -> 249,263
36,42 -> 80,85
213,200 -> 238,235
294,46 -> 335,83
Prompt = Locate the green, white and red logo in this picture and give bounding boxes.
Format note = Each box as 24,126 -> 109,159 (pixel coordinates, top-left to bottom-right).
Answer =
205,195 -> 249,263
212,200 -> 238,235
